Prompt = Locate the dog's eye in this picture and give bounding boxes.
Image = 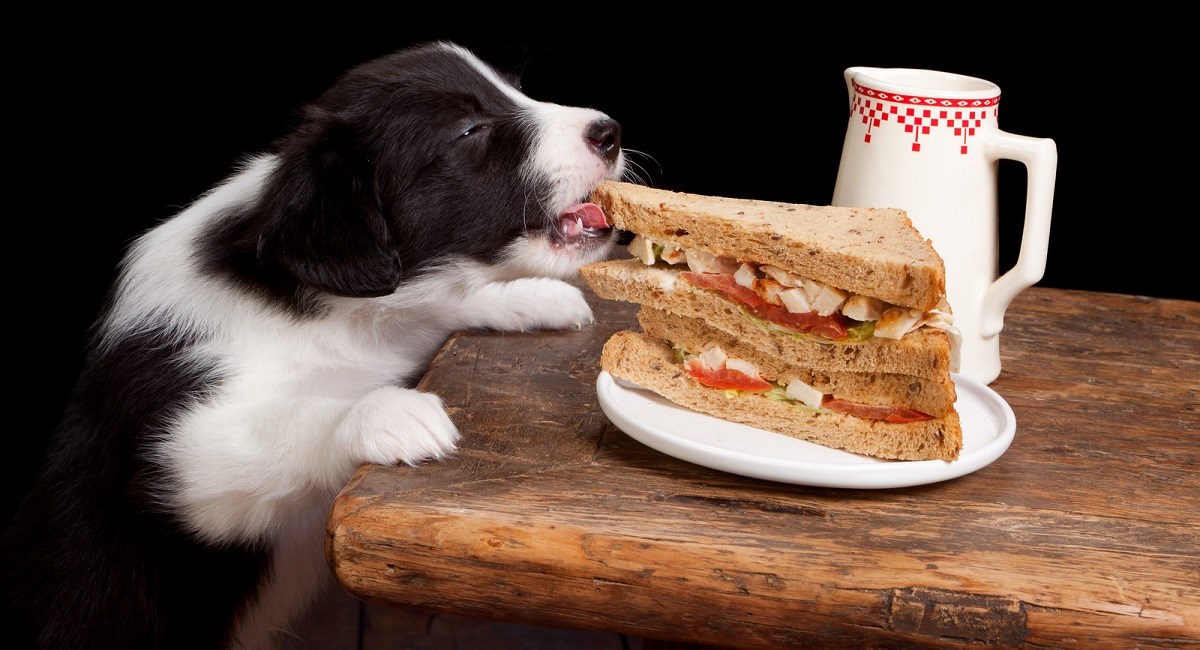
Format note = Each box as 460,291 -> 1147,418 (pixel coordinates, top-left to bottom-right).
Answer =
458,124 -> 488,139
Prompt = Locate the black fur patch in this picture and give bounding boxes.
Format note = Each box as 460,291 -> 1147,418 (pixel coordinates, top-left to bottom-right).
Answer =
1,326 -> 266,649
200,42 -> 557,315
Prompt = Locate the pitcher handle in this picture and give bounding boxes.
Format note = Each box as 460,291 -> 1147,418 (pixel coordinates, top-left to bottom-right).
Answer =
979,131 -> 1058,338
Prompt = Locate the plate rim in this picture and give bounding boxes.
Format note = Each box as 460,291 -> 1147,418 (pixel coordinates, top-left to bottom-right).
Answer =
596,370 -> 1016,489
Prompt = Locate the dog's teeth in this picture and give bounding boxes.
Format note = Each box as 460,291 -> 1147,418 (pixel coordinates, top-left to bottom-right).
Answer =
560,215 -> 584,238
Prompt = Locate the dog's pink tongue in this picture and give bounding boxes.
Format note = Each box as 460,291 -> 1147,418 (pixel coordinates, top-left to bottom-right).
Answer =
563,202 -> 608,229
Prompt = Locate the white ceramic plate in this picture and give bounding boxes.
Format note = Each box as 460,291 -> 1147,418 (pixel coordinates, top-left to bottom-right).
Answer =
596,371 -> 1016,489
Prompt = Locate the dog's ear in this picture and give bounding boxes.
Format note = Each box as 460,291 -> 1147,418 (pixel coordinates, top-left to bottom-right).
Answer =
257,115 -> 402,298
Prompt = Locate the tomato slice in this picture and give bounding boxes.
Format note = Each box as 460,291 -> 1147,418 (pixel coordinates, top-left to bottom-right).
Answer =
750,303 -> 849,340
684,359 -> 772,391
681,271 -> 766,309
681,272 -> 849,340
822,398 -> 933,423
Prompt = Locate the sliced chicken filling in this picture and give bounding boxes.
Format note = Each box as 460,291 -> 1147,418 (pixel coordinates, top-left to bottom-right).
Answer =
679,343 -> 932,424
628,234 -> 959,345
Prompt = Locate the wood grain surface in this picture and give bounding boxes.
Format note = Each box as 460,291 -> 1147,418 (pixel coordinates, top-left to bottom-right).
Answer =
327,282 -> 1200,649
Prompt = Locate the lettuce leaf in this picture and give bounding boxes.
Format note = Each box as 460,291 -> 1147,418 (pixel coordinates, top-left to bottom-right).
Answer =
740,308 -> 874,344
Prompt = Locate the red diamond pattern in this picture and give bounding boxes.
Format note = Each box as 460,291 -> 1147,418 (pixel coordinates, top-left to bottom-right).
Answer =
850,83 -> 999,154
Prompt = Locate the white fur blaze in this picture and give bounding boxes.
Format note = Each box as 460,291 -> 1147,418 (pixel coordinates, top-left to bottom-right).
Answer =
524,103 -> 615,211
445,41 -> 623,215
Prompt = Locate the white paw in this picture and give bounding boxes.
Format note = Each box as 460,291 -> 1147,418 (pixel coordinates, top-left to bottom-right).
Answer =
338,387 -> 460,467
472,278 -> 596,332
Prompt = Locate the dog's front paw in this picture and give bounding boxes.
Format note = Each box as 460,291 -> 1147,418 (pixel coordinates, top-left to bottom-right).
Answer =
469,277 -> 595,332
338,387 -> 460,467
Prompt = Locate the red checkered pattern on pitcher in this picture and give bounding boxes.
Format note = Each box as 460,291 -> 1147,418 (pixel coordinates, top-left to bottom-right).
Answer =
853,96 -> 892,144
897,108 -> 940,152
943,109 -> 989,154
852,83 -> 1000,154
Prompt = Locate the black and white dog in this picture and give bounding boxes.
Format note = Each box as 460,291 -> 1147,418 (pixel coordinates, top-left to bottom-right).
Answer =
2,41 -> 623,649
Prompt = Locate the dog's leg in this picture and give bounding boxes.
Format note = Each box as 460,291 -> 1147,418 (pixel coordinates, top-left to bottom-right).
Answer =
458,277 -> 596,332
228,504 -> 331,650
173,389 -> 459,647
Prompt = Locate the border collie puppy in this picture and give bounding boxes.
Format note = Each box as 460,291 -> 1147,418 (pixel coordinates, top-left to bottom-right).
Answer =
2,41 -> 623,649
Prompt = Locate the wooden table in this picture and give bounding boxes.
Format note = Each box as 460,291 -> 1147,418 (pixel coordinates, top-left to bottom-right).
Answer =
326,282 -> 1199,649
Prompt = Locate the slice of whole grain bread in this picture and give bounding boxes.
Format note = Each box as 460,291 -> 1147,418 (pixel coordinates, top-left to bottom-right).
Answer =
601,331 -> 962,462
581,259 -> 954,380
637,306 -> 957,417
592,181 -> 946,311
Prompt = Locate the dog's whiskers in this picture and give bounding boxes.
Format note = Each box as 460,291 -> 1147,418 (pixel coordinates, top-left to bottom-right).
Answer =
522,188 -> 531,233
619,148 -> 660,186
534,189 -> 557,234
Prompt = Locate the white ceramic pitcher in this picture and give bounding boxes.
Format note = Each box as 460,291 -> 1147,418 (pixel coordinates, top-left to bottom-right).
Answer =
832,67 -> 1057,385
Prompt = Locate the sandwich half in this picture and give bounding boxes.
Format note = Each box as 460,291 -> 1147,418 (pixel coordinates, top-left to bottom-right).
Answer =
583,181 -> 964,461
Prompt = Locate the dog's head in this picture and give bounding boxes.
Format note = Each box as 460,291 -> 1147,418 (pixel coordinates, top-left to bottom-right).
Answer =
254,41 -> 625,299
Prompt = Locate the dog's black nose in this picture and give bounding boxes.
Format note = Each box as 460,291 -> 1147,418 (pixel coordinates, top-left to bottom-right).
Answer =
585,118 -> 622,164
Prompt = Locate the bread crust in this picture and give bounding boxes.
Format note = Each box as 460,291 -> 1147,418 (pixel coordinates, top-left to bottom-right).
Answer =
592,181 -> 946,311
581,259 -> 953,379
601,331 -> 962,462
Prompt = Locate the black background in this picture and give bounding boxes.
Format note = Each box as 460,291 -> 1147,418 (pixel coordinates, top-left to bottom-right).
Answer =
6,20 -> 1189,523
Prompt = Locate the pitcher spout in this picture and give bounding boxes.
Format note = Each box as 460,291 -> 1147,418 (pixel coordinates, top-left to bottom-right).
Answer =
843,67 -> 862,111
842,67 -> 882,111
